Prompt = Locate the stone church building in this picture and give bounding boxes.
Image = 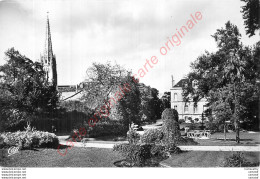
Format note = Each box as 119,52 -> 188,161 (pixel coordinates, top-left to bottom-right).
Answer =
39,13 -> 82,101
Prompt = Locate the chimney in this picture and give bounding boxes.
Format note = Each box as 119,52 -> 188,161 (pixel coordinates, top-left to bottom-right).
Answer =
171,75 -> 175,88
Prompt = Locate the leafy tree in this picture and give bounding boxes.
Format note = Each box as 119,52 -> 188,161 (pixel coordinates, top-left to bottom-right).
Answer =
150,88 -> 162,120
161,91 -> 171,111
138,84 -> 161,123
113,75 -> 141,128
0,48 -> 59,130
183,22 -> 259,143
241,0 -> 260,37
81,62 -> 127,110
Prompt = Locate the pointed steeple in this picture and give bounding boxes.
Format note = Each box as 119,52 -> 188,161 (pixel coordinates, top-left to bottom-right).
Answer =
40,12 -> 57,87
43,12 -> 53,65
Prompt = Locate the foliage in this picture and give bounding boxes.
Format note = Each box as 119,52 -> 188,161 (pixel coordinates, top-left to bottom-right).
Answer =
140,128 -> 164,144
113,143 -> 152,166
161,108 -> 179,122
223,152 -> 257,167
138,84 -> 161,123
112,74 -> 142,127
161,119 -> 181,144
188,123 -> 197,130
127,123 -> 140,144
81,62 -> 127,110
59,101 -> 93,114
161,108 -> 181,144
241,0 -> 260,37
182,22 -> 260,142
160,92 -> 171,111
205,121 -> 219,132
81,62 -> 161,128
178,119 -> 185,124
0,48 -> 59,131
0,124 -> 59,149
149,88 -> 162,121
113,143 -> 181,166
82,120 -> 127,138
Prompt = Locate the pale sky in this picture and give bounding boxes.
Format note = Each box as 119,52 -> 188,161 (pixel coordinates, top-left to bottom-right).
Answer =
0,0 -> 259,93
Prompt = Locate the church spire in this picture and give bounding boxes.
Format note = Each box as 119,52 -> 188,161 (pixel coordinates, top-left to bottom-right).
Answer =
43,12 -> 53,65
41,12 -> 57,87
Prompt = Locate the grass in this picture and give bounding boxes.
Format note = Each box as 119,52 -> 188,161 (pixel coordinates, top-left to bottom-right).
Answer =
0,147 -> 123,167
179,131 -> 260,146
197,132 -> 260,146
161,151 -> 260,167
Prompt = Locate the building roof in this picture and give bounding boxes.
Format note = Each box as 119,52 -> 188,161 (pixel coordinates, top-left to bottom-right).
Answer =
173,79 -> 188,88
58,85 -> 77,92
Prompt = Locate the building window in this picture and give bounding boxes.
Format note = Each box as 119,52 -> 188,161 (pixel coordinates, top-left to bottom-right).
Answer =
184,104 -> 188,113
174,93 -> 177,101
193,105 -> 197,113
174,105 -> 177,110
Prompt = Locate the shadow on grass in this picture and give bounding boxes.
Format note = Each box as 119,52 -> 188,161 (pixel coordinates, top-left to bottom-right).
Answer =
216,138 -> 253,141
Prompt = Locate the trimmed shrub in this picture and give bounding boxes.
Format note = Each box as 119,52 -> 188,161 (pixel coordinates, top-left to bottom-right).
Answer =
0,130 -> 59,149
161,109 -> 181,144
140,128 -> 164,144
161,108 -> 179,122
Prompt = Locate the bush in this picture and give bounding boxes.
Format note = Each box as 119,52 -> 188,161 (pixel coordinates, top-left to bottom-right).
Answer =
0,136 -> 4,149
113,143 -> 181,166
161,109 -> 181,144
83,120 -> 128,138
127,128 -> 140,144
223,152 -> 257,167
140,128 -> 164,144
113,143 -> 152,166
0,128 -> 59,149
161,108 -> 179,122
179,119 -> 185,124
188,123 -> 197,130
205,122 -> 218,132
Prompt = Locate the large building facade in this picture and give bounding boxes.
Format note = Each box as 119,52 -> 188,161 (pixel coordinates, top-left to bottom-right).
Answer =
170,77 -> 207,123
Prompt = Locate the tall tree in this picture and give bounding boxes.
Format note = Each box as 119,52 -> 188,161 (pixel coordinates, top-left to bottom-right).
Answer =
112,75 -> 141,128
161,92 -> 171,110
183,22 -> 259,143
0,48 -> 59,130
150,88 -> 162,120
241,0 -> 260,37
81,62 -> 127,110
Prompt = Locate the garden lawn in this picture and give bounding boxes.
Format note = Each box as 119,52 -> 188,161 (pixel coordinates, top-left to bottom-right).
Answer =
196,132 -> 260,146
0,147 -> 123,167
161,151 -> 260,167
